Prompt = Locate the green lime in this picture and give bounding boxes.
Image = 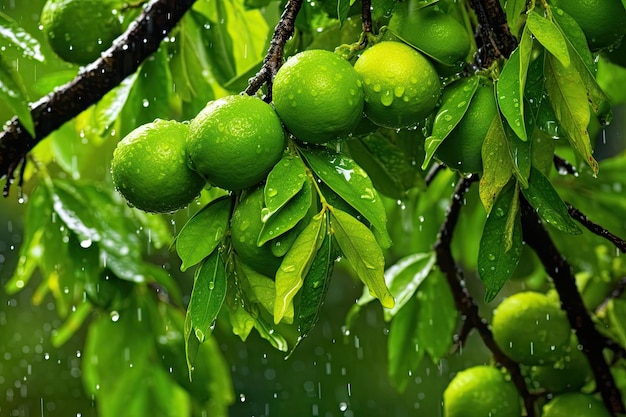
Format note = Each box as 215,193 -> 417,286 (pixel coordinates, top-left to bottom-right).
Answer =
529,336 -> 592,393
111,119 -> 205,213
492,291 -> 571,366
443,365 -> 521,417
549,0 -> 626,50
542,393 -> 612,417
389,2 -> 471,66
354,41 -> 442,129
187,95 -> 286,191
435,79 -> 498,174
41,0 -> 123,65
230,187 -> 282,277
272,49 -> 365,144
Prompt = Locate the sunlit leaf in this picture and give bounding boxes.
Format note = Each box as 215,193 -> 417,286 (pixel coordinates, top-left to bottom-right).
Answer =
0,12 -> 44,61
521,167 -> 581,234
274,211 -> 326,324
301,147 -> 391,248
51,302 -> 92,348
176,196 -> 231,271
331,208 -> 395,309
544,53 -> 598,174
526,10 -> 570,67
503,0 -> 527,34
423,76 -> 479,169
478,180 -> 522,302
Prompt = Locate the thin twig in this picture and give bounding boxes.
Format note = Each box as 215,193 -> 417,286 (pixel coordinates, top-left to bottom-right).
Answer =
567,204 -> 626,253
361,0 -> 372,35
434,175 -> 535,417
554,155 -> 578,176
244,0 -> 303,100
0,0 -> 196,196
521,197 -> 625,415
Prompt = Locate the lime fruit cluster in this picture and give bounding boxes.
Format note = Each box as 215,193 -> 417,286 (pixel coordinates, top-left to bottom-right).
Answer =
389,1 -> 471,66
443,365 -> 521,417
110,119 -> 205,213
353,41 -> 442,129
549,0 -> 626,50
41,0 -> 123,65
435,79 -> 498,174
492,291 -> 571,366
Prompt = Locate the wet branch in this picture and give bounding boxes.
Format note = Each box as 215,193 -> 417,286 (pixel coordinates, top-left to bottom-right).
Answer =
434,175 -> 536,417
244,0 -> 303,99
521,197 -> 626,415
467,0 -> 518,66
361,0 -> 373,35
0,0 -> 196,196
567,204 -> 626,253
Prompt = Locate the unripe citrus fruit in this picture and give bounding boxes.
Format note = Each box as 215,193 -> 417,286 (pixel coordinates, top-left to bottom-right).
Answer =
187,95 -> 286,191
443,365 -> 521,417
111,119 -> 205,213
230,187 -> 282,277
389,2 -> 471,66
272,49 -> 365,143
41,0 -> 123,65
542,393 -> 611,417
492,291 -> 571,366
549,0 -> 626,50
354,41 -> 442,129
435,79 -> 498,174
528,336 -> 592,393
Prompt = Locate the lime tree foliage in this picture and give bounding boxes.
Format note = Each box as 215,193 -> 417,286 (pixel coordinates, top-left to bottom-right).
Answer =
2,0 -> 626,415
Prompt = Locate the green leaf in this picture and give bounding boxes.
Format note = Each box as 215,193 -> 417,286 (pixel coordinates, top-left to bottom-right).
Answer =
552,7 -> 612,123
274,211 -> 326,324
521,167 -> 582,234
387,296 -> 423,392
51,302 -> 92,348
544,53 -> 598,174
225,274 -> 256,341
259,180 -> 312,246
479,116 -> 514,213
184,250 -> 227,344
605,299 -> 626,349
254,314 -> 289,352
526,10 -> 570,67
422,76 -> 480,169
331,208 -> 395,309
384,252 -> 436,319
176,196 -> 231,271
0,12 -> 44,61
264,154 -> 308,216
297,235 -> 334,339
416,269 -> 457,363
48,180 -> 101,244
525,51 -> 559,140
301,147 -> 391,248
504,0 -> 528,34
478,180 -> 523,302
497,26 -> 532,141
0,56 -> 34,136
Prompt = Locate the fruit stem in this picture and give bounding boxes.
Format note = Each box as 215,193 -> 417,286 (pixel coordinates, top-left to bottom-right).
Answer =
245,0 -> 304,100
521,196 -> 626,415
434,175 -> 537,417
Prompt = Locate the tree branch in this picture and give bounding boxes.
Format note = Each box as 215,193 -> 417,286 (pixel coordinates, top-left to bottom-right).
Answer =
244,0 -> 303,100
467,0 -> 518,66
567,204 -> 626,253
521,197 -> 625,415
434,176 -> 535,417
0,0 -> 196,196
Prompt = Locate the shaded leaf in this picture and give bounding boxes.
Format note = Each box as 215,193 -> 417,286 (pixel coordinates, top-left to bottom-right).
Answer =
521,167 -> 582,234
480,116 -> 514,213
301,147 -> 391,248
0,56 -> 34,136
331,208 -> 394,308
0,12 -> 44,61
176,196 -> 231,271
184,250 -> 227,344
387,296 -> 423,392
259,180 -> 312,246
478,180 -> 523,302
264,154 -> 307,216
